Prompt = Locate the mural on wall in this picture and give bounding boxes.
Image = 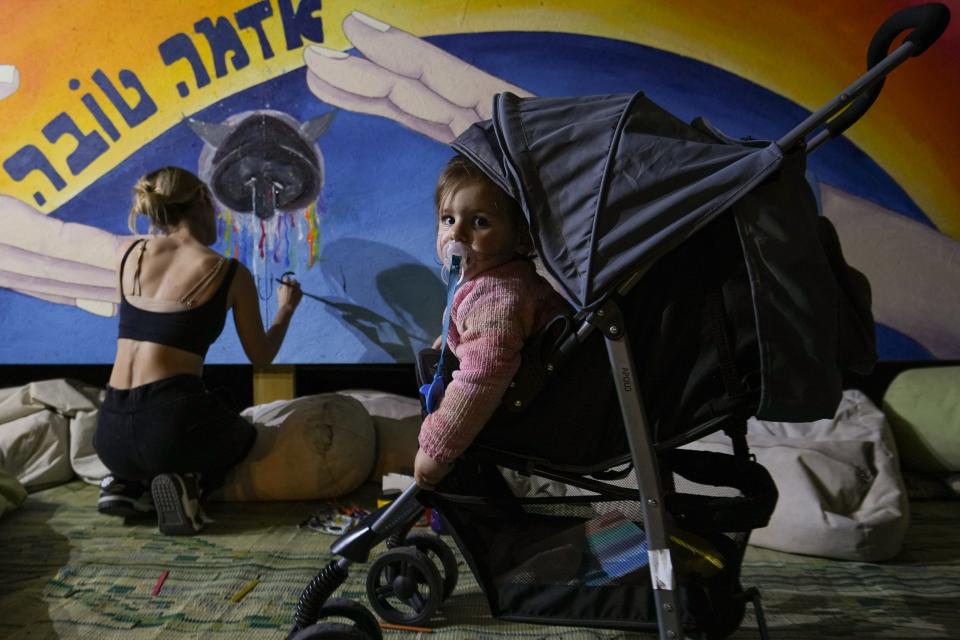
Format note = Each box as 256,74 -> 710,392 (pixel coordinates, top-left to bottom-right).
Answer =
0,0 -> 958,364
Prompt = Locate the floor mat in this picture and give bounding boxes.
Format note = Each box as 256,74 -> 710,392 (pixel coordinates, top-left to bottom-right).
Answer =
0,481 -> 957,639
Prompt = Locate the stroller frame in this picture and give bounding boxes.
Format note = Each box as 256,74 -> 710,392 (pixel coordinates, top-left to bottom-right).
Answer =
288,5 -> 949,640
288,287 -> 774,639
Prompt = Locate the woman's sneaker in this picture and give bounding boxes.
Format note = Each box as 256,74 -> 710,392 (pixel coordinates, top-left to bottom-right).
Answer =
98,476 -> 153,517
151,473 -> 207,535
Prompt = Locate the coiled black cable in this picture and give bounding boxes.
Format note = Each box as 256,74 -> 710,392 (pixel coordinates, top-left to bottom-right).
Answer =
290,560 -> 349,634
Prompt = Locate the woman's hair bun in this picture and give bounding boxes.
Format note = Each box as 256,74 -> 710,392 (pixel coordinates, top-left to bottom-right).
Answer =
127,167 -> 204,233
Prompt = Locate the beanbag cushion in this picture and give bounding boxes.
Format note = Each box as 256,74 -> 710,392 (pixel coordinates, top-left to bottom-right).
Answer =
223,393 -> 376,501
337,389 -> 421,479
0,379 -> 107,490
883,367 -> 960,472
687,389 -> 908,561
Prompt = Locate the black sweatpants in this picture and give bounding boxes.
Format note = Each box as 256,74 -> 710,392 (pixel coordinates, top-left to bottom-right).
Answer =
94,374 -> 256,495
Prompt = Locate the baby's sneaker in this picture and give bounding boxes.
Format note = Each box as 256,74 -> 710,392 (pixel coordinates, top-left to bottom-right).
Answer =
98,475 -> 153,518
151,473 -> 207,535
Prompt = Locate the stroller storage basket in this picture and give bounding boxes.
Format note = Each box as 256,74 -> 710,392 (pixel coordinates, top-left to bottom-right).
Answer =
428,450 -> 774,638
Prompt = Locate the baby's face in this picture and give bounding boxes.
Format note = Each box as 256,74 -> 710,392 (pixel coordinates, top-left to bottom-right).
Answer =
436,179 -> 521,281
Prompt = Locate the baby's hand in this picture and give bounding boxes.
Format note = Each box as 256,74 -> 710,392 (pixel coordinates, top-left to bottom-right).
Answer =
414,448 -> 451,491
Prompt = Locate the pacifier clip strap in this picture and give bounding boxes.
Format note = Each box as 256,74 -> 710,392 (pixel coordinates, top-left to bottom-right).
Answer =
421,255 -> 462,413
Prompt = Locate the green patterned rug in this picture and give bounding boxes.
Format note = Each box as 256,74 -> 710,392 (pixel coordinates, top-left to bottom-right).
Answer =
1,481 -> 958,639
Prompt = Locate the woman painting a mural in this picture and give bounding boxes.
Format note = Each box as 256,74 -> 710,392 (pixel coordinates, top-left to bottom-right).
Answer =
93,167 -> 302,535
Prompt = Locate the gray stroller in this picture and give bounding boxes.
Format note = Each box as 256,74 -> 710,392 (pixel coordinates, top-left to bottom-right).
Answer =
288,5 -> 950,640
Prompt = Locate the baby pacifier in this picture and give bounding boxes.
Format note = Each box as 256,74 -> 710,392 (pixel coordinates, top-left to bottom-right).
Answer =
440,242 -> 469,285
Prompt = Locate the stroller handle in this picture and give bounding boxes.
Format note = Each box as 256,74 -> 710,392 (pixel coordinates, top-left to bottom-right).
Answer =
824,3 -> 951,140
886,2 -> 952,57
778,3 -> 950,153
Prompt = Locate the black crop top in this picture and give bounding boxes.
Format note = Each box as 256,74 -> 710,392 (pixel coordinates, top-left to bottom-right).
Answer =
117,239 -> 237,358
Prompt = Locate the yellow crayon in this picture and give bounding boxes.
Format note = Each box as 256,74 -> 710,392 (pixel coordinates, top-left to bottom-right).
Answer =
229,577 -> 260,603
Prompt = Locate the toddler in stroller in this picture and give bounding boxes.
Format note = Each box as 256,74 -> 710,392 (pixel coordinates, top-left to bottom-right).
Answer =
288,5 -> 948,640
413,153 -> 570,491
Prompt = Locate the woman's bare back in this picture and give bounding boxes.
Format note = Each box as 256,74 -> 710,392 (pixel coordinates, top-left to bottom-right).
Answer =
109,236 -> 232,389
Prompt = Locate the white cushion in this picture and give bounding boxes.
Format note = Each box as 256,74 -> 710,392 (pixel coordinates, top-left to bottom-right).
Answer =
686,389 -> 908,561
223,393 -> 377,501
337,389 -> 422,479
0,379 -> 107,490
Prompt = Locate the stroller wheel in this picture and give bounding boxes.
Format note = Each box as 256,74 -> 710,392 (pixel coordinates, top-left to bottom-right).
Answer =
365,547 -> 443,626
288,622 -> 367,639
404,532 -> 459,601
289,597 -> 382,640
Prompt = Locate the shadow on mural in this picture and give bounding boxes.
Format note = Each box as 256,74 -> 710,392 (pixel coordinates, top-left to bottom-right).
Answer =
316,238 -> 443,362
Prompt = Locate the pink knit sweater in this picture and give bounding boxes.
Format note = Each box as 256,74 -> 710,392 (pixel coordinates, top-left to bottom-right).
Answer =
418,258 -> 569,464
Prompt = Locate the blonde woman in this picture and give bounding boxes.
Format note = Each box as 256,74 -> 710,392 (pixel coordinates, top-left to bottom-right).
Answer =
94,166 -> 302,535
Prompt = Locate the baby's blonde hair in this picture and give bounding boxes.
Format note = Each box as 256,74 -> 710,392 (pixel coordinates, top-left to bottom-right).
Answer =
128,166 -> 208,233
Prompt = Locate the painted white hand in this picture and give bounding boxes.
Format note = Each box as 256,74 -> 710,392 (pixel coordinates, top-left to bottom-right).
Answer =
821,183 -> 960,358
304,11 -> 532,143
0,194 -> 124,316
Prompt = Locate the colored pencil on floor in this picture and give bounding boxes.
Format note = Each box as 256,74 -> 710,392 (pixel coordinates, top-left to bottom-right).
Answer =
151,570 -> 169,596
229,576 -> 260,603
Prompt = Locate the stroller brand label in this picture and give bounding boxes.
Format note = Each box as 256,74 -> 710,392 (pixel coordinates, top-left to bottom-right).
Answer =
621,367 -> 633,392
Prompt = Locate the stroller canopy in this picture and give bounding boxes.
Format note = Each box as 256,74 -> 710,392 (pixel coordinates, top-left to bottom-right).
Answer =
452,92 -> 875,423
453,91 -> 784,311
